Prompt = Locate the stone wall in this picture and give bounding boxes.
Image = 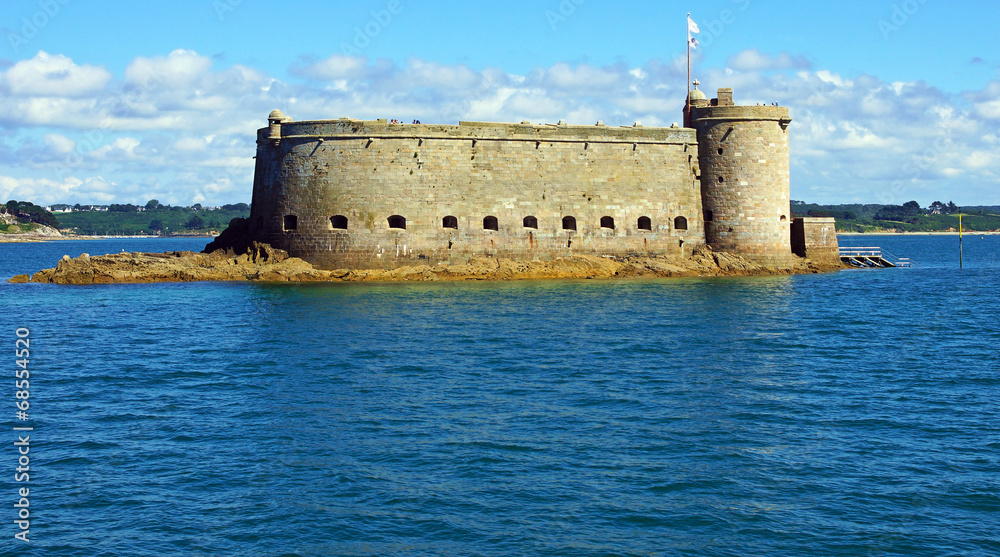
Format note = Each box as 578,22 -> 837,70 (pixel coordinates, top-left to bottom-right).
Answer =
249,118 -> 706,270
791,217 -> 840,263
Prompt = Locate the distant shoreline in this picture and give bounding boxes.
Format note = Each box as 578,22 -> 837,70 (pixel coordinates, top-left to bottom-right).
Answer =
838,231 -> 999,236
0,234 -> 215,243
5,231 -> 994,245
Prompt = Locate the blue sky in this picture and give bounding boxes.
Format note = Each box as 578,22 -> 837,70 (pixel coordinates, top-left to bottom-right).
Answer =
2,0 -> 999,206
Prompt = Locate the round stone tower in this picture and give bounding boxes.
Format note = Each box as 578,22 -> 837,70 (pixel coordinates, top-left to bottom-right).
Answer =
690,87 -> 795,268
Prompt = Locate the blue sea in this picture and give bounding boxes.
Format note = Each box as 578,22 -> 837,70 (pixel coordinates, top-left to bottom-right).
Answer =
1,235 -> 998,556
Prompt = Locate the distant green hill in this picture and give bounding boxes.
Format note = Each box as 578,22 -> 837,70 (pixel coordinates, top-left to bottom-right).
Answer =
11,197 -> 999,236
53,203 -> 250,236
791,201 -> 1000,233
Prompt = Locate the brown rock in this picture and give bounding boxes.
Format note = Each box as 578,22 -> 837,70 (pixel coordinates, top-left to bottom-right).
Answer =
13,241 -> 842,285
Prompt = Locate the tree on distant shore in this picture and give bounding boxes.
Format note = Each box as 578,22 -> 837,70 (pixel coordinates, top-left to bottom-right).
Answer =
145,199 -> 161,211
184,215 -> 204,229
929,200 -> 961,214
874,201 -> 923,221
807,209 -> 857,220
149,219 -> 164,232
109,203 -> 140,212
3,200 -> 60,228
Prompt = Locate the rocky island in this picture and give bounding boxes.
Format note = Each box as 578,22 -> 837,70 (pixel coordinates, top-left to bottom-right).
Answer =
10,231 -> 842,286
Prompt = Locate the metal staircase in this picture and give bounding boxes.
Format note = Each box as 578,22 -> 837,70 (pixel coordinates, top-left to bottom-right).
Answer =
839,247 -> 911,268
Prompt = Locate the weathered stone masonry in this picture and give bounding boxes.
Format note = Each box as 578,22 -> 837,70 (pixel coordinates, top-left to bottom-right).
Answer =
247,87 -> 837,270
689,87 -> 796,268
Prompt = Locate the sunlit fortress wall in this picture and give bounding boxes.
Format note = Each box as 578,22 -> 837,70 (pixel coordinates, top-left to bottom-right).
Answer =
248,115 -> 705,270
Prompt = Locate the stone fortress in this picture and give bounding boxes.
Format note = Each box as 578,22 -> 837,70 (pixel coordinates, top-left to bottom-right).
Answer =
245,85 -> 839,270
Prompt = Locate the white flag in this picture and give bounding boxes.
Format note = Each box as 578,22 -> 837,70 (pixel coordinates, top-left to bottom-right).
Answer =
688,15 -> 700,49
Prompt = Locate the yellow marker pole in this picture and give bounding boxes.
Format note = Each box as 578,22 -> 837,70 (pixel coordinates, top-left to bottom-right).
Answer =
959,213 -> 964,268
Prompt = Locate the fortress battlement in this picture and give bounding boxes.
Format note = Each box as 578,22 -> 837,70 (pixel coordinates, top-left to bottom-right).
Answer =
690,105 -> 791,123
262,117 -> 696,145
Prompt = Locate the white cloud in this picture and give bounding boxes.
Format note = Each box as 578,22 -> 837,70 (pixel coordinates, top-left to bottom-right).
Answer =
533,62 -> 627,92
124,49 -> 213,89
0,175 -> 118,205
1,48 -> 998,205
89,138 -> 141,160
974,99 -> 1000,119
3,52 -> 112,97
43,134 -> 76,154
398,59 -> 482,90
292,55 -> 368,80
173,137 -> 210,152
815,70 -> 852,88
966,151 -> 996,169
502,91 -> 567,120
813,122 -> 897,150
728,49 -> 810,72
8,97 -> 99,127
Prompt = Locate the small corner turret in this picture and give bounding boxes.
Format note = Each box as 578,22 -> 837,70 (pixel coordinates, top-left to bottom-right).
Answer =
684,80 -> 709,127
268,110 -> 291,146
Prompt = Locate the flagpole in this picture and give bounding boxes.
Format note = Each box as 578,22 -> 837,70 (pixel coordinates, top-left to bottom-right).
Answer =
686,13 -> 691,126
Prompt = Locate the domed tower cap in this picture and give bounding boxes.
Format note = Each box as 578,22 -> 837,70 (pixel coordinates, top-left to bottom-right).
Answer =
688,80 -> 709,107
268,109 -> 290,122
688,88 -> 707,102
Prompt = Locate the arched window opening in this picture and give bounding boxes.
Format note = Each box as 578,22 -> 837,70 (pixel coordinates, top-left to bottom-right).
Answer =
387,215 -> 406,230
330,215 -> 348,230
283,215 -> 298,231
717,175 -> 725,183
704,210 -> 714,222
562,216 -> 577,231
483,216 -> 499,231
780,215 -> 788,222
674,216 -> 688,231
442,215 -> 458,229
637,216 -> 652,231
523,215 -> 538,229
600,216 -> 615,229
